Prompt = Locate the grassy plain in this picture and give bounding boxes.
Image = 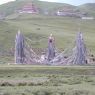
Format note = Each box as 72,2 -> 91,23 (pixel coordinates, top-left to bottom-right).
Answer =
0,65 -> 95,95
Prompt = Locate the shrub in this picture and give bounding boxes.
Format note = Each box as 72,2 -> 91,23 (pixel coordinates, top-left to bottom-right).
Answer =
0,92 -> 10,95
66,90 -> 89,95
17,82 -> 27,86
28,82 -> 36,86
23,75 -> 28,78
0,82 -> 13,86
33,91 -> 51,95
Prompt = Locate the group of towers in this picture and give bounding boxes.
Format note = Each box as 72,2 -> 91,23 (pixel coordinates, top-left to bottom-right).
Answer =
15,31 -> 94,65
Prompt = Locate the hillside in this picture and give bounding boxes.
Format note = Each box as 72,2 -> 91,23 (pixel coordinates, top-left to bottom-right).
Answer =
0,0 -> 75,16
79,3 -> 95,16
0,0 -> 94,17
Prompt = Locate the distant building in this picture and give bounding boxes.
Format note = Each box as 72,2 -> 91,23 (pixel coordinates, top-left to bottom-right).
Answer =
18,3 -> 39,14
56,8 -> 86,18
81,17 -> 94,20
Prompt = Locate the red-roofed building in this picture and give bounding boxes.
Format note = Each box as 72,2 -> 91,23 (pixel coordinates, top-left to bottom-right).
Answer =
18,3 -> 39,14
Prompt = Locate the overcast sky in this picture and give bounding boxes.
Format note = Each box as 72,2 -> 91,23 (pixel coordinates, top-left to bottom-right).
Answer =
0,0 -> 14,5
0,0 -> 95,5
40,0 -> 95,5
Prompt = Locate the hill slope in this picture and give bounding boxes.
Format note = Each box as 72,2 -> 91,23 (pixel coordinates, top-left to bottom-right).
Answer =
0,0 -> 75,16
79,3 -> 95,16
0,0 -> 95,17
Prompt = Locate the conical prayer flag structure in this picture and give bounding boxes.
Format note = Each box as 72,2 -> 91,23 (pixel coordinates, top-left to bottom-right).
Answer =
47,34 -> 55,61
73,32 -> 87,64
15,30 -> 25,64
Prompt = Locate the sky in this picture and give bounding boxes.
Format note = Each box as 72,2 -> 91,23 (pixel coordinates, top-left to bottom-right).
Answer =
0,0 -> 95,5
40,0 -> 95,5
0,0 -> 14,5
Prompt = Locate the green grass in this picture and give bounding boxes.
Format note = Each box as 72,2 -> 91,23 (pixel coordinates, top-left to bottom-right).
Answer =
0,14 -> 95,63
0,65 -> 95,95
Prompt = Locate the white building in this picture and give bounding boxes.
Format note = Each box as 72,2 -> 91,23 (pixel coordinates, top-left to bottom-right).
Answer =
81,17 -> 94,20
56,10 -> 84,18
